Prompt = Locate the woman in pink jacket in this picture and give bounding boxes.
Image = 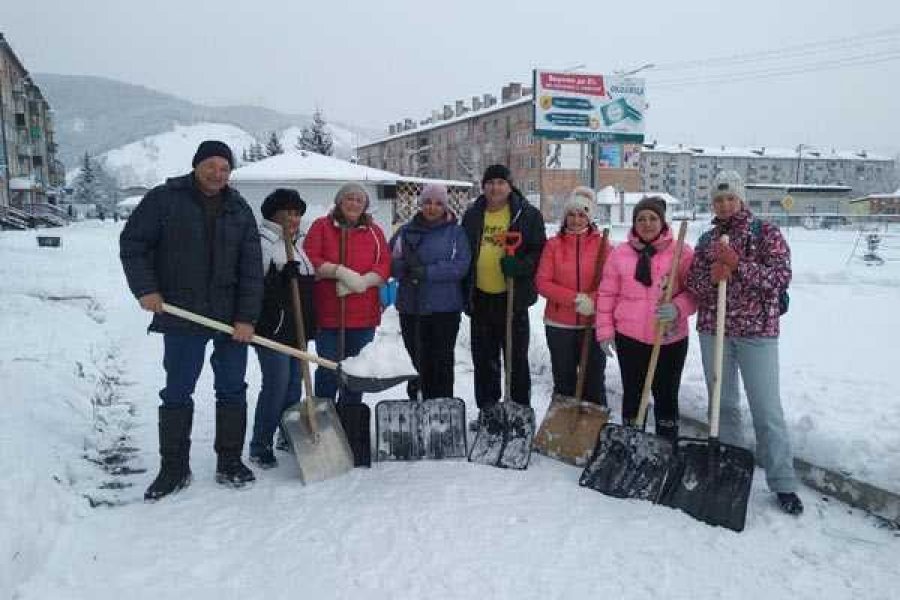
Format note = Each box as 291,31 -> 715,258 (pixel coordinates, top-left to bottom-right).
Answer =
595,197 -> 696,440
535,187 -> 609,405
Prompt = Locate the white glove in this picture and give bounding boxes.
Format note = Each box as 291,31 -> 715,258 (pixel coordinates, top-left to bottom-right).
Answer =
318,262 -> 338,278
336,280 -> 352,298
574,293 -> 595,316
362,272 -> 384,289
598,338 -> 616,357
335,265 -> 367,294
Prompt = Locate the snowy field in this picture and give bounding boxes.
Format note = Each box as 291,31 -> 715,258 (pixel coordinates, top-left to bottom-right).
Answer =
2,220 -> 899,599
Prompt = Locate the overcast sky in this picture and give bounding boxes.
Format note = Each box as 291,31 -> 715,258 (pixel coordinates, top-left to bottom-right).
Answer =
4,0 -> 900,154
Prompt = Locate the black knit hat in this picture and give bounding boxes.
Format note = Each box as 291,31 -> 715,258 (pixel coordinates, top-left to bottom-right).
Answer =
261,188 -> 306,220
632,196 -> 667,223
192,140 -> 234,169
482,164 -> 512,186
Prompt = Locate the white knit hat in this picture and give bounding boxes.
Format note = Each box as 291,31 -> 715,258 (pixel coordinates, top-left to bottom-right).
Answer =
710,170 -> 745,201
562,186 -> 596,219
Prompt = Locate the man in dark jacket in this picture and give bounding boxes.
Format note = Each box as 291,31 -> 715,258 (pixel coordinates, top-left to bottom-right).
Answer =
120,140 -> 264,501
461,164 -> 546,413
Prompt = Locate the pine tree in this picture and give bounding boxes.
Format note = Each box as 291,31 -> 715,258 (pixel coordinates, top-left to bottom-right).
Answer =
252,143 -> 267,162
296,109 -> 334,156
71,152 -> 98,205
266,132 -> 284,157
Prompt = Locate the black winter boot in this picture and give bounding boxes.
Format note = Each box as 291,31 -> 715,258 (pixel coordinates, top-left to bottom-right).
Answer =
144,405 -> 193,501
214,404 -> 256,488
777,492 -> 804,516
655,419 -> 679,441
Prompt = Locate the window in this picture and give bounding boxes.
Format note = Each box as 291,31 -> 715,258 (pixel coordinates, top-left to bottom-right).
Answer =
527,180 -> 537,193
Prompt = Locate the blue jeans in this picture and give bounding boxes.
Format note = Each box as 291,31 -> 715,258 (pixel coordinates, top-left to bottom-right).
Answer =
159,333 -> 248,407
251,346 -> 302,454
314,327 -> 375,404
698,334 -> 798,493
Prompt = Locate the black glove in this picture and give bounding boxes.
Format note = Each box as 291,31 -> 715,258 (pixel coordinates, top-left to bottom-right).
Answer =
281,260 -> 302,282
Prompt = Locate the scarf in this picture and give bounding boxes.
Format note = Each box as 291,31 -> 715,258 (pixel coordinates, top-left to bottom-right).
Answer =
632,234 -> 661,287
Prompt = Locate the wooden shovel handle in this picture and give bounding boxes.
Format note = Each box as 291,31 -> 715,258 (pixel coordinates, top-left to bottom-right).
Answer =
574,228 -> 610,401
635,220 -> 688,427
161,303 -> 338,370
282,227 -> 315,399
710,235 -> 729,439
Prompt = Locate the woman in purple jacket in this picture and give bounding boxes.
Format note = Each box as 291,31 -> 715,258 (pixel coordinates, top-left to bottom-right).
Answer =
390,184 -> 471,399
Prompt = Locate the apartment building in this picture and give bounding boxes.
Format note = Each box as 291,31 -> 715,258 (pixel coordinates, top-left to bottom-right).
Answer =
641,143 -> 897,212
0,32 -> 66,229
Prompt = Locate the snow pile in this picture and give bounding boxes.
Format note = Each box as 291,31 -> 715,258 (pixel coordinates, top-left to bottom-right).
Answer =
340,308 -> 417,378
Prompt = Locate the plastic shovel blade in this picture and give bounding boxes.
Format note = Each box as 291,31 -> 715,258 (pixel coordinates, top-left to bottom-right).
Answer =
497,402 -> 535,470
338,368 -> 416,394
533,396 -> 610,466
468,403 -> 535,470
659,437 -> 755,532
280,398 -> 354,484
579,423 -> 674,501
374,397 -> 467,461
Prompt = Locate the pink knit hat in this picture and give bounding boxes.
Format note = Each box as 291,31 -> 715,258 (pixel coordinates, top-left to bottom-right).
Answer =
418,183 -> 449,208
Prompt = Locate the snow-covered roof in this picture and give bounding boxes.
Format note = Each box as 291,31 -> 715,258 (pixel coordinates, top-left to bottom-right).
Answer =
359,96 -> 532,148
644,144 -> 892,162
745,183 -> 853,192
849,188 -> 900,203
231,150 -> 471,187
595,186 -> 681,206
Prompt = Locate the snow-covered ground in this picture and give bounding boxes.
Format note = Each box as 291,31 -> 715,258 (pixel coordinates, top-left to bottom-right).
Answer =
2,220 -> 898,599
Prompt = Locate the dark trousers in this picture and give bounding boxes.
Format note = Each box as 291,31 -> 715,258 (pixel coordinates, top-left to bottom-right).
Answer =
159,333 -> 248,407
615,333 -> 688,434
314,327 -> 375,404
399,312 -> 461,399
470,290 -> 531,408
545,325 -> 608,405
251,346 -> 301,455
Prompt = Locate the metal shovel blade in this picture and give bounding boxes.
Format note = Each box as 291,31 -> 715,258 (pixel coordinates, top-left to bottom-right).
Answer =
468,402 -> 536,470
659,438 -> 755,532
280,398 -> 354,484
533,396 -> 610,466
579,423 -> 674,501
374,397 -> 467,461
338,368 -> 417,394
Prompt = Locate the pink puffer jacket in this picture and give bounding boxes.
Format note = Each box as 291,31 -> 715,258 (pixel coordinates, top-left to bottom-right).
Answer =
595,227 -> 696,345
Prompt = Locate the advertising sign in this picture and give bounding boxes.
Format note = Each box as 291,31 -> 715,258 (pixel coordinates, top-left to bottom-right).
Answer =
598,144 -> 622,168
533,70 -> 646,143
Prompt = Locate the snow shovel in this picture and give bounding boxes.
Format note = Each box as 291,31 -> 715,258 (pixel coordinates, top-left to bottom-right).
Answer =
160,304 -> 411,394
533,228 -> 611,466
579,220 -> 688,501
659,235 -> 755,532
468,230 -> 536,470
375,242 -> 467,461
335,225 -> 372,468
278,226 -> 354,484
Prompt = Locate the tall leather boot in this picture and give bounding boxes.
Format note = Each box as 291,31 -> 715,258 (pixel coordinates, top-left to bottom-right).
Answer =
144,405 -> 193,501
214,404 -> 255,488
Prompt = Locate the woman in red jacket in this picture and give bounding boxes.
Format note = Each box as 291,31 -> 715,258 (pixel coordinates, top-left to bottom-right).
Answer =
595,197 -> 696,440
535,187 -> 609,405
303,183 -> 390,404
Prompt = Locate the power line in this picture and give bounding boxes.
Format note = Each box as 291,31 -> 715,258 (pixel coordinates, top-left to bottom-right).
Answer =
653,25 -> 900,72
652,48 -> 900,88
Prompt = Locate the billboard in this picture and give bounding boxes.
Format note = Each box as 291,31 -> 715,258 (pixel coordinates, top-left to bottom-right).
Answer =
533,70 -> 646,144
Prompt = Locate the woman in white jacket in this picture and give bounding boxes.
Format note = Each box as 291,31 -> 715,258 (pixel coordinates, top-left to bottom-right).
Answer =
250,189 -> 316,468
